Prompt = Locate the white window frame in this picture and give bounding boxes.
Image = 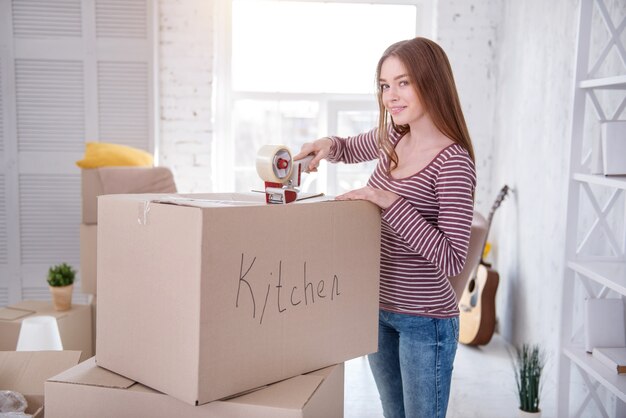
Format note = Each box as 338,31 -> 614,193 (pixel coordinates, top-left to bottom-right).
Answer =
212,0 -> 434,193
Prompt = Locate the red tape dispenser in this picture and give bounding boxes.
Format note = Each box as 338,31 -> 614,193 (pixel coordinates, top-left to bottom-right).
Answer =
256,145 -> 314,204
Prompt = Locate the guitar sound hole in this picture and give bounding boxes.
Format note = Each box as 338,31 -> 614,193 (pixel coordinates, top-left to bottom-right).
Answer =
468,279 -> 478,307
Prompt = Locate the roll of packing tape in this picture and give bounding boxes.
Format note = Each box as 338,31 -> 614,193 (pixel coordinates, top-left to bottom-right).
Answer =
256,145 -> 293,183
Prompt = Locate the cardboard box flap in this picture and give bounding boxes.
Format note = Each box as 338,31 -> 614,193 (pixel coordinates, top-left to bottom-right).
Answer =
153,193 -> 332,207
10,300 -> 51,311
0,306 -> 34,321
225,374 -> 324,409
99,193 -> 333,211
301,364 -> 344,417
50,358 -> 134,389
152,195 -> 264,208
98,193 -> 335,210
3,300 -> 68,320
49,359 -> 326,409
306,364 -> 336,380
0,351 -> 81,395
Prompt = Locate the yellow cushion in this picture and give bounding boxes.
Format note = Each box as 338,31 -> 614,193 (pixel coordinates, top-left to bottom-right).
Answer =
76,142 -> 153,168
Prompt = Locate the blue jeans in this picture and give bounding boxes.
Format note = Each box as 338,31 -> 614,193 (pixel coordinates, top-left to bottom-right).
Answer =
368,310 -> 459,418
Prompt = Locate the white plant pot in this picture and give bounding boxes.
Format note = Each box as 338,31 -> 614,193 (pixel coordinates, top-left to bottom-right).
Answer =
518,409 -> 541,417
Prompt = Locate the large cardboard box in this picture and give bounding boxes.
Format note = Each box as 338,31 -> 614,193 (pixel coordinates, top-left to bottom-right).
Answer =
46,359 -> 343,418
90,295 -> 97,355
96,193 -> 380,405
82,166 -> 177,224
80,223 -> 97,294
0,351 -> 81,417
0,301 -> 93,362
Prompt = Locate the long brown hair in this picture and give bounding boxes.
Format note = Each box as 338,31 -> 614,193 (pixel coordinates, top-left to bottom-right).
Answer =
375,37 -> 475,172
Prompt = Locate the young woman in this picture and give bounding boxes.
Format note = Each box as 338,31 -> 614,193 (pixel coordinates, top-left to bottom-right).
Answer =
294,37 -> 476,418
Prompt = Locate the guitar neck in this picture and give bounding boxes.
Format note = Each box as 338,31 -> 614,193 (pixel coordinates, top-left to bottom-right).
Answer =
478,186 -> 509,265
479,219 -> 494,266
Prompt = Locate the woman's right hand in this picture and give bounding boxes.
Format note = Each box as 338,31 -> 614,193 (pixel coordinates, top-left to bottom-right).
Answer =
293,137 -> 333,172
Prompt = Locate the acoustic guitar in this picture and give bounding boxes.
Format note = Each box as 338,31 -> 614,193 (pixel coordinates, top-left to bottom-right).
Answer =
459,185 -> 509,346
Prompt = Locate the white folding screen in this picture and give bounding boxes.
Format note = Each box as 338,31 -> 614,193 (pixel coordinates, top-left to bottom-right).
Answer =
0,58 -> 6,294
0,0 -> 156,306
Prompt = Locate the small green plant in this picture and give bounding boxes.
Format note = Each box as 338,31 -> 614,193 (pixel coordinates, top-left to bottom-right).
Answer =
514,343 -> 545,413
47,262 -> 76,287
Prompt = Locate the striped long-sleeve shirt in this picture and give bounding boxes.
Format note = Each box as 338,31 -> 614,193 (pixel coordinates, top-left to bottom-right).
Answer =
328,127 -> 476,318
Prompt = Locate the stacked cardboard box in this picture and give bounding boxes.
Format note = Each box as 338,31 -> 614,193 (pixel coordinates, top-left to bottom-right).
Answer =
80,167 -> 177,350
0,300 -> 93,362
46,192 -> 381,416
1,351 -> 82,417
80,167 -> 177,294
46,359 -> 344,417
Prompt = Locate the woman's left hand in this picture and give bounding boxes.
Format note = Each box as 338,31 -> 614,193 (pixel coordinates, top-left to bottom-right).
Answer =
336,186 -> 399,209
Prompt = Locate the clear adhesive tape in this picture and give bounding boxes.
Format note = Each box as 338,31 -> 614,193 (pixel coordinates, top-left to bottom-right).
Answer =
256,145 -> 293,183
137,201 -> 151,225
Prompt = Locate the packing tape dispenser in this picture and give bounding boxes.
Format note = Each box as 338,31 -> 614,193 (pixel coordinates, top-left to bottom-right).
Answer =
256,145 -> 315,204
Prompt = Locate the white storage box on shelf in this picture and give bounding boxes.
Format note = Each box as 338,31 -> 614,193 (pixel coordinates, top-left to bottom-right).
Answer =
601,121 -> 626,175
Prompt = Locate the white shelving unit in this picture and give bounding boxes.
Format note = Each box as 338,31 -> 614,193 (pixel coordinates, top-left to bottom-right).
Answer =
558,0 -> 626,416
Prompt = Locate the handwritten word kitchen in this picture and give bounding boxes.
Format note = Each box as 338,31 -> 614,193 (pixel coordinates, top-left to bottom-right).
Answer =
235,253 -> 341,325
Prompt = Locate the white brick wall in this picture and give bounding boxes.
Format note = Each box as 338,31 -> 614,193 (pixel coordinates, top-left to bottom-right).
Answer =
436,0 -> 502,216
158,0 -> 213,193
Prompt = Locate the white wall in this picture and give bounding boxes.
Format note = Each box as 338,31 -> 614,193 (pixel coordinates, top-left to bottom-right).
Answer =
436,0 -> 502,216
491,0 -> 580,414
158,0 -> 214,193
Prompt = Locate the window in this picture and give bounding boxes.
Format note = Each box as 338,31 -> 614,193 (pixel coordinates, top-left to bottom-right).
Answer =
213,0 -> 433,195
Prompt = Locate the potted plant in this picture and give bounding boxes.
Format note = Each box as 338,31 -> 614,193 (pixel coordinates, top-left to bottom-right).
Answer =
47,262 -> 76,311
514,343 -> 545,417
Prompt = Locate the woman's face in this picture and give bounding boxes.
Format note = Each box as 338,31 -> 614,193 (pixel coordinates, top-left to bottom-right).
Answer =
379,55 -> 424,126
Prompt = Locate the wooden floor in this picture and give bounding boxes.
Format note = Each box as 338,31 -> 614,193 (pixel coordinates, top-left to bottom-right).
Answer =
344,333 -> 522,418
